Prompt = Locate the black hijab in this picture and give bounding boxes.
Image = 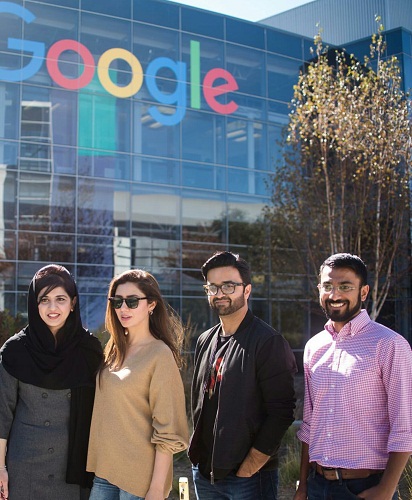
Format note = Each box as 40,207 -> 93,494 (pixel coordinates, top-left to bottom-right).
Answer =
0,264 -> 103,488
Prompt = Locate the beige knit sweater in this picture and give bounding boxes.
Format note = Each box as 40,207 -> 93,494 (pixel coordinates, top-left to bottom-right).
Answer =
87,339 -> 189,497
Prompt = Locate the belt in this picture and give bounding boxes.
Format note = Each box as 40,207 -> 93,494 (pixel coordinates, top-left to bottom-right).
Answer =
313,463 -> 384,481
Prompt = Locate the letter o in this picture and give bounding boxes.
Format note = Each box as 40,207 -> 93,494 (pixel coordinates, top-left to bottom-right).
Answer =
46,40 -> 95,89
97,48 -> 143,98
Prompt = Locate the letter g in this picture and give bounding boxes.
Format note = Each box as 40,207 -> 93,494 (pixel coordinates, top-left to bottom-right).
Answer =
0,2 -> 45,81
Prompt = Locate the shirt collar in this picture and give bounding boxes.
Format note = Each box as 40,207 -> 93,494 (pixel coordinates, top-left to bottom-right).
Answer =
325,309 -> 370,339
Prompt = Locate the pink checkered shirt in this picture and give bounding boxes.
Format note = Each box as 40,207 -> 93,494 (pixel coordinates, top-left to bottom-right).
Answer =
298,309 -> 412,469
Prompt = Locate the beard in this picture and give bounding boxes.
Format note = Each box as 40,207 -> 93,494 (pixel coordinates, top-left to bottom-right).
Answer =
321,292 -> 363,324
210,293 -> 246,316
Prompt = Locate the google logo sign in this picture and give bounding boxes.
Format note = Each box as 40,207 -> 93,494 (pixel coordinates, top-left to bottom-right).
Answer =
0,2 -> 239,125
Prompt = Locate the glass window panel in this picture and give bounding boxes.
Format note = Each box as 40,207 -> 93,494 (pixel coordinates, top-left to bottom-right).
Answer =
182,162 -> 226,191
77,235 -> 117,265
131,237 -> 181,271
53,146 -> 76,175
19,141 -> 52,173
29,0 -> 79,7
0,141 -> 18,169
0,230 -> 16,261
78,292 -> 107,333
267,54 -> 301,102
229,94 -> 266,121
226,18 -> 264,49
81,12 -> 131,54
182,189 -> 226,243
182,270 -> 206,298
181,241 -> 228,275
132,157 -> 179,185
78,152 -> 130,179
79,86 -> 131,154
268,124 -> 287,172
18,173 -> 76,232
182,110 -> 225,164
0,4 -> 23,53
228,194 -> 267,224
0,83 -> 20,140
77,178 -> 130,236
133,0 -> 179,29
151,269 -> 180,296
82,0 -> 131,19
182,9 -> 224,39
131,184 -> 180,240
17,232 -> 75,262
267,100 -> 290,124
135,102 -> 180,158
227,119 -> 266,169
267,30 -> 303,59
226,44 -> 265,97
133,23 -> 179,66
1,169 -> 17,230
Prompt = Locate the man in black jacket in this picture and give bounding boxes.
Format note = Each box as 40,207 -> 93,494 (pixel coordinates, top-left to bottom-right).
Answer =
189,251 -> 297,499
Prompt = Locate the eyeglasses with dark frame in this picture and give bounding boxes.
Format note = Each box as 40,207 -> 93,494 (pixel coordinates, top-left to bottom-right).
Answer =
203,282 -> 246,296
108,296 -> 148,309
318,284 -> 359,294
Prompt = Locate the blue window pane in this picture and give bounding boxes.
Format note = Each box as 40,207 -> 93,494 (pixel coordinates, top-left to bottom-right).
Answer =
53,146 -> 76,175
0,141 -> 18,169
182,162 -> 226,191
17,232 -> 75,262
133,157 -> 179,185
0,3 -> 23,53
131,184 -> 181,241
227,119 -> 266,170
78,152 -> 130,179
226,44 -> 266,97
267,54 -> 301,102
133,0 -> 179,29
77,178 -> 130,235
182,8 -> 224,39
226,18 -> 264,49
2,170 -> 17,230
384,29 -> 403,56
135,102 -> 180,158
82,0 -> 131,19
182,189 -> 226,242
28,0 -> 78,7
81,12 -> 131,54
182,110 -> 225,164
133,23 -> 179,65
267,30 -> 303,58
0,83 -> 20,140
229,94 -> 266,121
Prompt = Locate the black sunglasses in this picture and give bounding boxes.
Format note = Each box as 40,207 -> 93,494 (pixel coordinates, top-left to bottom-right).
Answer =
108,296 -> 148,309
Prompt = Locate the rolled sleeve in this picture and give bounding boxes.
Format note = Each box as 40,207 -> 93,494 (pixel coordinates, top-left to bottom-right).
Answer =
0,363 -> 19,439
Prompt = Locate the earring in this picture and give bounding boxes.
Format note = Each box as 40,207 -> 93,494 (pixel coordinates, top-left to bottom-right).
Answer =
149,310 -> 153,316
124,329 -> 128,336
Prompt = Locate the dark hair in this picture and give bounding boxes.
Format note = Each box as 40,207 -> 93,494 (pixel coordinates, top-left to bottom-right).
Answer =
201,251 -> 251,284
103,269 -> 183,371
35,264 -> 76,302
319,253 -> 368,285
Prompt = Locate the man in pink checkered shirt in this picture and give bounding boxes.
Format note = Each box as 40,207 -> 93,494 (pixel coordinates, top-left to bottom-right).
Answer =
294,253 -> 412,500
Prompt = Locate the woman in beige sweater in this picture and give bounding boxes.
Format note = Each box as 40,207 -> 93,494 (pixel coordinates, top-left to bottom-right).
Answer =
87,269 -> 189,500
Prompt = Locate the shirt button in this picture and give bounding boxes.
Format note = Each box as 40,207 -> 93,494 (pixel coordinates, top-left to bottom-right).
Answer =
67,392 -> 71,399
48,474 -> 54,480
44,421 -> 50,427
48,448 -> 54,454
42,393 -> 48,398
327,433 -> 331,437
329,408 -> 333,413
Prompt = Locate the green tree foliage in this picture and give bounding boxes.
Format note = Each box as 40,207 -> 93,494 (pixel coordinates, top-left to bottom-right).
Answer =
0,309 -> 26,348
267,25 -> 412,319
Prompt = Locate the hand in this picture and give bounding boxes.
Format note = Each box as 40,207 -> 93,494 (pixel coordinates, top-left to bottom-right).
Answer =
357,484 -> 396,500
293,482 -> 307,500
145,485 -> 164,500
236,447 -> 270,477
0,468 -> 8,500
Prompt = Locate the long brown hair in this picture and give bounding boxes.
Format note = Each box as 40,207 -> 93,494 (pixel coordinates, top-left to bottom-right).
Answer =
102,269 -> 183,371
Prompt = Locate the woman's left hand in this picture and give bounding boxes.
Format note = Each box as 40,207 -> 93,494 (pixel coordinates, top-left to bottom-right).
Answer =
145,486 -> 164,500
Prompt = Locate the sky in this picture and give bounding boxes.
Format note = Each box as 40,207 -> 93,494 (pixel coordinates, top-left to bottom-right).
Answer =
166,0 -> 315,22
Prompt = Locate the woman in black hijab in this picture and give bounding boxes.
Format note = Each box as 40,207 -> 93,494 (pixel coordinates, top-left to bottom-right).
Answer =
0,264 -> 103,500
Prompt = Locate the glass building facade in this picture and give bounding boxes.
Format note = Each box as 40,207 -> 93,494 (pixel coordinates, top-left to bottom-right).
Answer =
1,0 -> 411,358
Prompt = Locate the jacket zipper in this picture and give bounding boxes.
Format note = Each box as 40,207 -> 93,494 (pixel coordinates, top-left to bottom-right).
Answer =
209,336 -> 234,484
